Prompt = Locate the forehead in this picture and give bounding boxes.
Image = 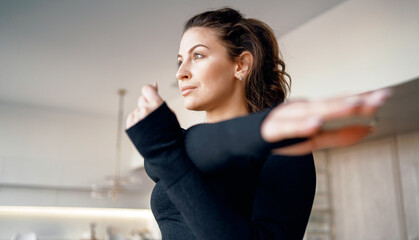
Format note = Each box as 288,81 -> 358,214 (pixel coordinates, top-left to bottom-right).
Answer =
178,27 -> 224,54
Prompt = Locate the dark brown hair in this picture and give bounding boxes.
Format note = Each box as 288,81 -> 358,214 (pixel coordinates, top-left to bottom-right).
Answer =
184,7 -> 291,112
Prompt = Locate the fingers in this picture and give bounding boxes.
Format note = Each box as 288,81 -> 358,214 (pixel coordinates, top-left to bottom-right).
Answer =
136,95 -> 153,117
141,84 -> 163,108
271,141 -> 312,156
313,88 -> 392,121
137,95 -> 147,107
126,83 -> 164,130
261,115 -> 323,142
272,125 -> 373,156
359,88 -> 392,115
134,105 -> 145,119
126,106 -> 147,129
126,112 -> 135,129
262,88 -> 392,143
310,125 -> 372,149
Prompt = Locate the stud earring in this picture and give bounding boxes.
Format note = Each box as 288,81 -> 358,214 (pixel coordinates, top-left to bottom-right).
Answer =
239,77 -> 243,81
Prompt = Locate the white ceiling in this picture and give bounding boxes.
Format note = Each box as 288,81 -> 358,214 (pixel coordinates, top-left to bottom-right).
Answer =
0,0 -> 347,116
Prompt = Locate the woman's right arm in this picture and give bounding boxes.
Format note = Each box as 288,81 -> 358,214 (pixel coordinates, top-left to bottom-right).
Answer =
184,88 -> 391,173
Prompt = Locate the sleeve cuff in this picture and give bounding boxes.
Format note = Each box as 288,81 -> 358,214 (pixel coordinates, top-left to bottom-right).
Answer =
126,102 -> 183,158
125,102 -> 193,188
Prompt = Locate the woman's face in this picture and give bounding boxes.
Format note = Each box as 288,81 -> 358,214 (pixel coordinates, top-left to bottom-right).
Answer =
176,27 -> 238,111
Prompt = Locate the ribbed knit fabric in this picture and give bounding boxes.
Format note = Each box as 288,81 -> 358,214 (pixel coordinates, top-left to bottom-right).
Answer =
184,108 -> 310,173
126,102 -> 316,240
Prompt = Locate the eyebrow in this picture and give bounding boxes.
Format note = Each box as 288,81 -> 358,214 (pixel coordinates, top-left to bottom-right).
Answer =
177,44 -> 209,58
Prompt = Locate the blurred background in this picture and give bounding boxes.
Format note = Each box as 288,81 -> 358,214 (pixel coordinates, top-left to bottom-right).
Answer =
1,0 -> 418,239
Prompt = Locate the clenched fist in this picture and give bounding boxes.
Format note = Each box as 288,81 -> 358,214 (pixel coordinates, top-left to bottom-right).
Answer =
126,82 -> 164,129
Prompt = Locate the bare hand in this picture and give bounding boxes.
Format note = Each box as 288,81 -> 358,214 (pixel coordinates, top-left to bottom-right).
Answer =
126,82 -> 164,129
261,88 -> 392,155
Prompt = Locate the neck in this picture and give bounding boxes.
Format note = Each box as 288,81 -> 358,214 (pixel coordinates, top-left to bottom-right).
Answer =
205,98 -> 249,123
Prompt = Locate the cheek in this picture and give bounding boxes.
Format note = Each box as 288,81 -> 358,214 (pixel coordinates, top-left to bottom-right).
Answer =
200,60 -> 235,89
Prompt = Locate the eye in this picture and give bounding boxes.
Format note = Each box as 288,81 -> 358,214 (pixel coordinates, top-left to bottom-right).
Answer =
177,59 -> 183,68
193,52 -> 203,60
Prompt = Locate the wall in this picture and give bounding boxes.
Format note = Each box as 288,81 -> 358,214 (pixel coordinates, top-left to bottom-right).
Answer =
280,0 -> 419,100
2,0 -> 418,238
317,130 -> 419,240
0,102 -> 153,208
0,102 -> 157,239
0,207 -> 159,240
169,0 -> 419,126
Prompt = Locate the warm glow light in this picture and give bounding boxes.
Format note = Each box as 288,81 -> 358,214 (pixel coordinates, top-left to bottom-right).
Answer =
0,206 -> 153,219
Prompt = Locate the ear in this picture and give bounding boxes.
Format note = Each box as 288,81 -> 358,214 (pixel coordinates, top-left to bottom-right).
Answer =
234,51 -> 253,80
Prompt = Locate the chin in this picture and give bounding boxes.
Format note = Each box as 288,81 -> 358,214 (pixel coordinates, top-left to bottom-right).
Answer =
183,98 -> 205,111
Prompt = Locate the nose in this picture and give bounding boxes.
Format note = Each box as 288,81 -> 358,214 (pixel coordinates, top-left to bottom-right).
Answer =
176,62 -> 192,81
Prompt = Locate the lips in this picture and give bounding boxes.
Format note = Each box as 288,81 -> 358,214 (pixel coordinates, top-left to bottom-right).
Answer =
180,86 -> 197,96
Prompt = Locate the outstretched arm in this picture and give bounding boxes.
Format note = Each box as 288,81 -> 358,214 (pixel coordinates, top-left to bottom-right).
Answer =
183,88 -> 392,172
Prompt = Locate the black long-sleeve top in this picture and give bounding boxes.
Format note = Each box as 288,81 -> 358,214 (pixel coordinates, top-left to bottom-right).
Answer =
126,103 -> 316,240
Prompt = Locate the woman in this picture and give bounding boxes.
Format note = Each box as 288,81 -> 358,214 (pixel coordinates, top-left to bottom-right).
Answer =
126,8 -> 390,240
